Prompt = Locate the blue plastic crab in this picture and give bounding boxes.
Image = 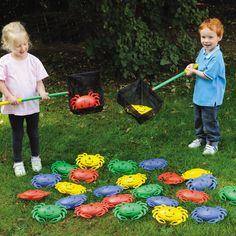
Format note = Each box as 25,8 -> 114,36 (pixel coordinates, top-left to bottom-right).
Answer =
191,206 -> 227,223
31,173 -> 62,188
146,196 -> 179,207
186,174 -> 217,191
55,194 -> 88,209
139,158 -> 168,170
93,185 -> 123,197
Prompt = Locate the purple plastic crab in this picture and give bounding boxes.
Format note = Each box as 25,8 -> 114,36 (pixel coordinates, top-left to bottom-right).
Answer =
146,196 -> 179,207
93,185 -> 123,197
191,206 -> 227,223
55,194 -> 88,209
31,173 -> 62,188
139,157 -> 168,170
186,174 -> 217,191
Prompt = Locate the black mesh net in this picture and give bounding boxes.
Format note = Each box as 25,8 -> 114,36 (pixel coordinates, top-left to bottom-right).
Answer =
67,71 -> 104,115
117,79 -> 163,123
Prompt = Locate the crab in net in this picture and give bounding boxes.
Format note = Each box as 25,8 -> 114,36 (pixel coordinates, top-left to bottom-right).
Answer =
186,174 -> 217,191
55,194 -> 88,209
31,173 -> 62,188
146,196 -> 179,207
176,189 -> 209,204
113,201 -> 149,221
181,168 -> 212,180
69,168 -> 99,184
152,205 -> 188,225
74,202 -> 109,218
108,159 -> 138,174
102,194 -> 134,208
131,184 -> 163,199
75,153 -> 105,170
116,173 -> 147,189
32,203 -> 67,223
191,206 -> 227,223
70,91 -> 100,110
93,185 -> 123,197
55,182 -> 86,195
17,189 -> 51,201
139,157 -> 168,170
219,186 -> 236,205
51,160 -> 77,178
158,172 -> 185,185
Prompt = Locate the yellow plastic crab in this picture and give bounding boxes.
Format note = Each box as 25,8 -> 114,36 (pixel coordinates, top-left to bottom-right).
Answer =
55,182 -> 86,195
181,168 -> 212,180
126,104 -> 153,115
152,205 -> 188,225
76,153 -> 105,170
116,173 -> 147,189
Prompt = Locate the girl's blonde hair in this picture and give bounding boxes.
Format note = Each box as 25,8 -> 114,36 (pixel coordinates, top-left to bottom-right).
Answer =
1,21 -> 32,51
199,18 -> 224,38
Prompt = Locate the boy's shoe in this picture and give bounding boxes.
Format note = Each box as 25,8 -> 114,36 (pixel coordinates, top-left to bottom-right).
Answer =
188,139 -> 202,148
13,162 -> 26,177
31,156 -> 42,172
203,144 -> 218,155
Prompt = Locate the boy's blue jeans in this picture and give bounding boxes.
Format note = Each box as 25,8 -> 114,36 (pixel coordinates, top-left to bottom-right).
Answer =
194,104 -> 220,147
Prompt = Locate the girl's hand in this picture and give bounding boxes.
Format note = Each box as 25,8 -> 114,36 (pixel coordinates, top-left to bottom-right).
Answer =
40,92 -> 50,100
7,95 -> 19,105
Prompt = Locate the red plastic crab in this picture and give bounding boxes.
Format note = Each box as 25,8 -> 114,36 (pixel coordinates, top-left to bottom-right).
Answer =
70,91 -> 100,110
158,172 -> 185,185
74,202 -> 109,218
69,168 -> 99,184
17,189 -> 51,201
102,194 -> 134,208
176,189 -> 209,204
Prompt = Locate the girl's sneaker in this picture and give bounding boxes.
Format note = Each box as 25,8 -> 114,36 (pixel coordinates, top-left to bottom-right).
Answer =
203,144 -> 218,155
188,139 -> 202,148
13,162 -> 26,176
31,156 -> 42,172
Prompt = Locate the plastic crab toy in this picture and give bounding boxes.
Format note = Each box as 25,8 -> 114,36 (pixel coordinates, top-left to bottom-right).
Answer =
176,189 -> 209,204
186,174 -> 217,191
152,205 -> 188,225
55,194 -> 87,209
102,194 -> 134,208
181,168 -> 212,180
17,189 -> 51,201
69,168 -> 99,183
131,184 -> 163,199
146,196 -> 179,207
55,182 -> 86,195
93,185 -> 123,197
76,153 -> 105,170
139,157 -> 168,170
74,202 -> 109,218
70,92 -> 100,110
108,159 -> 138,174
219,186 -> 236,205
32,203 -> 67,223
116,173 -> 147,189
31,173 -> 62,188
191,206 -> 227,223
51,161 -> 76,178
113,201 -> 148,220
158,172 -> 185,185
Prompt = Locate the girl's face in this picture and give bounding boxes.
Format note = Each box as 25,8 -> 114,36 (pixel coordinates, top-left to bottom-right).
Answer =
11,37 -> 29,59
200,27 -> 222,54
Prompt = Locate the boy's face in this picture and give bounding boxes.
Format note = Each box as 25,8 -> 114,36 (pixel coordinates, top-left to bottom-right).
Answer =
200,27 -> 222,53
11,37 -> 29,60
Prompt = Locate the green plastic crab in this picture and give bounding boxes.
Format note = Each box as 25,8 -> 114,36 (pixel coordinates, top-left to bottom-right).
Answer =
51,161 -> 76,178
219,186 -> 236,205
32,203 -> 67,223
113,201 -> 148,220
132,184 -> 163,198
108,159 -> 138,174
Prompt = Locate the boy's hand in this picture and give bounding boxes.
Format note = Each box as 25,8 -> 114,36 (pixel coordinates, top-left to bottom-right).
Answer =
7,95 -> 20,105
40,92 -> 50,100
185,63 -> 195,76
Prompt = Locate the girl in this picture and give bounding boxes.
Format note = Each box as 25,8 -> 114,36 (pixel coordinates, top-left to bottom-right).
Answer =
0,22 -> 49,176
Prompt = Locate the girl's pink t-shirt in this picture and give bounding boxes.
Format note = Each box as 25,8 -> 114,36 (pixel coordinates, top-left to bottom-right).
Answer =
0,53 -> 48,115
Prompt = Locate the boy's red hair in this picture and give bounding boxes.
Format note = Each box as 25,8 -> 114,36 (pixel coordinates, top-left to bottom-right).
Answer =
199,18 -> 224,38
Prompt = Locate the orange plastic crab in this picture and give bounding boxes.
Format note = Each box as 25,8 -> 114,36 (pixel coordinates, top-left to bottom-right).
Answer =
176,189 -> 209,204
158,172 -> 185,185
69,168 -> 99,184
70,91 -> 100,110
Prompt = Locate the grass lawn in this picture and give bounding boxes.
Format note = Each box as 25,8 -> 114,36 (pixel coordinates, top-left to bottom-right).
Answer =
0,74 -> 236,236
